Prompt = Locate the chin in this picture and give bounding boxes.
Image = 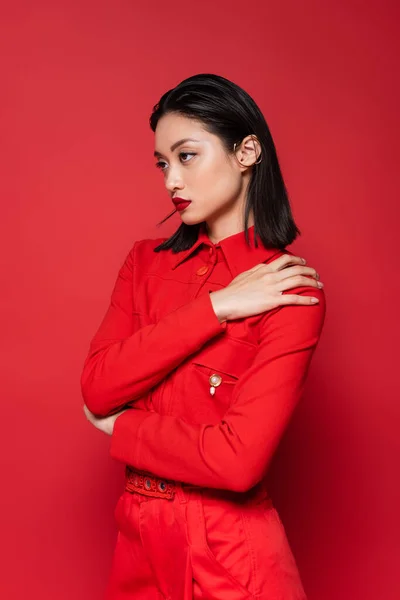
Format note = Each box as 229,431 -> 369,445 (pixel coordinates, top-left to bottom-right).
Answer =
179,213 -> 203,226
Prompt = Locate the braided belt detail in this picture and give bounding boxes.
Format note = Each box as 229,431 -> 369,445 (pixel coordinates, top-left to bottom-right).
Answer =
125,465 -> 176,499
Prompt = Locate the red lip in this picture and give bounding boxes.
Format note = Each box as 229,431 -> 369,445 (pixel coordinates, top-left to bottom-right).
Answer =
172,197 -> 192,211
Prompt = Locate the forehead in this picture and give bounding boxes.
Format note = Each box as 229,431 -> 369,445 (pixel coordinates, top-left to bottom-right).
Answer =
154,113 -> 211,147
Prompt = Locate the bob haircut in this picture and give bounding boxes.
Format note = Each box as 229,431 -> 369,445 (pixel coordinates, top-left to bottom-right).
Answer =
149,73 -> 301,254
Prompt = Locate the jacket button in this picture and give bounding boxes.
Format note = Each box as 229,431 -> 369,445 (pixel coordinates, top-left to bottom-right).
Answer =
209,373 -> 222,396
196,265 -> 209,276
209,374 -> 222,387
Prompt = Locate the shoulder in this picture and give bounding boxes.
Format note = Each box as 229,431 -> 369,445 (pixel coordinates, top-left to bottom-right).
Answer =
261,247 -> 327,332
123,236 -> 174,271
132,236 -> 168,255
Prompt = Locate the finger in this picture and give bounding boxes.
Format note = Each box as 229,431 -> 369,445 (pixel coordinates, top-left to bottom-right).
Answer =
276,275 -> 322,292
268,254 -> 306,271
277,294 -> 320,305
83,404 -> 94,421
275,265 -> 319,281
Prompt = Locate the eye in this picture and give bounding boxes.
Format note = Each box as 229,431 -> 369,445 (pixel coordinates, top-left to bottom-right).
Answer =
179,152 -> 196,163
154,152 -> 196,172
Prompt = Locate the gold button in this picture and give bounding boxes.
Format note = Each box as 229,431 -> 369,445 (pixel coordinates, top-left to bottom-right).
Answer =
209,374 -> 222,387
209,373 -> 222,396
196,265 -> 209,276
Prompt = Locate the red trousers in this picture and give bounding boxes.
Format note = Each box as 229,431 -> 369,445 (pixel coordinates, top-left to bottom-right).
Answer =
105,483 -> 307,600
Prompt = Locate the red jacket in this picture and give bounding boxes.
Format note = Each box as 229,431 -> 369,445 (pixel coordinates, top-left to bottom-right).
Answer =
81,223 -> 326,493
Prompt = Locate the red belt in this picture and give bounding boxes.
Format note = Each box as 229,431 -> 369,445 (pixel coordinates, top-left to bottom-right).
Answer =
125,465 -> 176,500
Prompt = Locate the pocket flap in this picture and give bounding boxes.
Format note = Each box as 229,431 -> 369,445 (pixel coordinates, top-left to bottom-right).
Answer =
192,336 -> 256,379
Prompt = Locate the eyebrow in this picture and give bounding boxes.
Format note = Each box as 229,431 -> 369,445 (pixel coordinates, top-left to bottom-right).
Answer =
154,138 -> 200,157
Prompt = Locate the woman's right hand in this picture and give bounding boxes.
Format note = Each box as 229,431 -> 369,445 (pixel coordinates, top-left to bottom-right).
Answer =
210,254 -> 323,323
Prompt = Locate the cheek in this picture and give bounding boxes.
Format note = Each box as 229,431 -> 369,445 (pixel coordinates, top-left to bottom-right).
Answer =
195,159 -> 240,198
211,168 -> 242,203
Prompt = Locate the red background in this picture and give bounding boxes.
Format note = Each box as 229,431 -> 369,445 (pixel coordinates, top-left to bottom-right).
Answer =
1,1 -> 398,598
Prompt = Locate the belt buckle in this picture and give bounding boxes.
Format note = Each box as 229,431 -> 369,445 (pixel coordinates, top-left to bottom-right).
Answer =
125,466 -> 176,500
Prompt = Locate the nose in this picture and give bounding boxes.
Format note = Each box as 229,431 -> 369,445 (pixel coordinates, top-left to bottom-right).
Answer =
164,165 -> 184,194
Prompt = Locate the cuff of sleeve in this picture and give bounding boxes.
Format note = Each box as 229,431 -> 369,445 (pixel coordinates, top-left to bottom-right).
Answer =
169,290 -> 227,338
110,408 -> 152,467
201,291 -> 227,332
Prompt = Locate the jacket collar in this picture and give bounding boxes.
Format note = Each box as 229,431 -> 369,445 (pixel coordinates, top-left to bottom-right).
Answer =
171,222 -> 283,278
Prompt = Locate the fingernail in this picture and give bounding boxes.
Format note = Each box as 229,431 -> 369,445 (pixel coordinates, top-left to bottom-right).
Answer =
311,297 -> 319,303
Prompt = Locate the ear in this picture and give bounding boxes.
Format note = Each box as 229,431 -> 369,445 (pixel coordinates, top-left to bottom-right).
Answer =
234,135 -> 262,167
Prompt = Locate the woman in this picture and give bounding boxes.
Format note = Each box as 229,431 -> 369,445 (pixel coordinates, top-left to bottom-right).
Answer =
82,73 -> 326,600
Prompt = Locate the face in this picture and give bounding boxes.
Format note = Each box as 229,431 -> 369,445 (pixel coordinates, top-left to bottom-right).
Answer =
154,113 -> 251,239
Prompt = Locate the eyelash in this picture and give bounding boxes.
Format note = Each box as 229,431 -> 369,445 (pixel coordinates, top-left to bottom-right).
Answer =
155,152 -> 196,171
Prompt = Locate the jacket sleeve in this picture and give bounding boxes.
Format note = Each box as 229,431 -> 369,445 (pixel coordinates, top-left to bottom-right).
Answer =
109,286 -> 326,492
80,242 -> 227,417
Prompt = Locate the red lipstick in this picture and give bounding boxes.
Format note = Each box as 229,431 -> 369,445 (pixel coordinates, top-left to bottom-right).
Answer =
172,197 -> 192,211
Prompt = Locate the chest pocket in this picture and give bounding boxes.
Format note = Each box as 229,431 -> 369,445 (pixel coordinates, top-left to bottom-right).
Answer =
191,336 -> 256,409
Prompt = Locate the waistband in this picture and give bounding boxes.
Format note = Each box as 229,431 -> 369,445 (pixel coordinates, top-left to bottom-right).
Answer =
124,466 -> 271,505
125,465 -> 179,500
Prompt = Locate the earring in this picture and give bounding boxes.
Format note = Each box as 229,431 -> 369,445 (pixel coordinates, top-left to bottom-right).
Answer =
233,142 -> 262,165
233,142 -> 242,164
